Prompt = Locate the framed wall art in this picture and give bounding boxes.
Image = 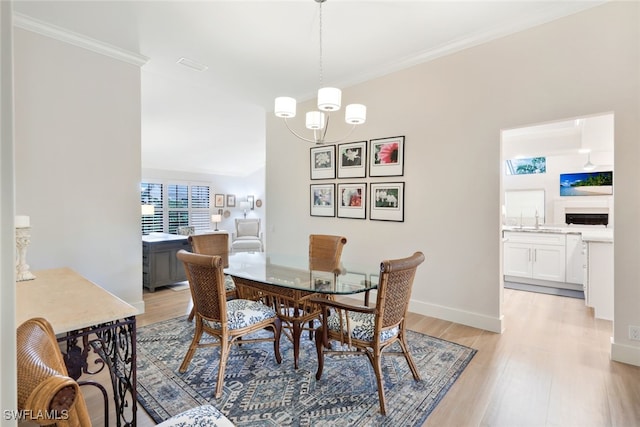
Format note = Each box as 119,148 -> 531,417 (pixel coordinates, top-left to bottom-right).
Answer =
310,145 -> 336,180
310,183 -> 335,217
560,171 -> 613,196
226,194 -> 236,207
214,194 -> 225,208
370,182 -> 404,222
369,136 -> 404,177
337,140 -> 366,178
337,182 -> 366,219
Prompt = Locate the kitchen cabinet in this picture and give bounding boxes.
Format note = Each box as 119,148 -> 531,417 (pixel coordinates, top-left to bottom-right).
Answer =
565,234 -> 584,285
503,231 -> 566,283
142,233 -> 191,292
586,241 -> 613,320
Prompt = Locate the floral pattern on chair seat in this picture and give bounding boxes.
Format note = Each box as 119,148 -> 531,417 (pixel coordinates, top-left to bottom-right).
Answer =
224,274 -> 236,292
326,311 -> 399,342
203,299 -> 277,330
156,404 -> 235,427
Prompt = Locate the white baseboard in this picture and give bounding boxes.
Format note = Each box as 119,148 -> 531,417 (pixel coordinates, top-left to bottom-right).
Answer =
611,340 -> 640,367
408,299 -> 504,333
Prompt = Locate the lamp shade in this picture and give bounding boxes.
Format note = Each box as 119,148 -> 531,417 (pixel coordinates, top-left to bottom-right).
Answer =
239,201 -> 250,209
141,204 -> 155,215
317,87 -> 341,111
345,104 -> 367,124
211,214 -> 222,223
274,97 -> 297,118
306,111 -> 325,130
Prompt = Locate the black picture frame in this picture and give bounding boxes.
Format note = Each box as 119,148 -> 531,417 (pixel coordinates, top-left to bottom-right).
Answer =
310,183 -> 335,217
369,136 -> 405,177
337,182 -> 367,219
370,182 -> 405,222
310,145 -> 336,180
337,140 -> 367,178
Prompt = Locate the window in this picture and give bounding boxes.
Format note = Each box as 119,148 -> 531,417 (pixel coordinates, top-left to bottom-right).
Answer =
167,184 -> 189,234
140,181 -> 211,235
140,183 -> 163,235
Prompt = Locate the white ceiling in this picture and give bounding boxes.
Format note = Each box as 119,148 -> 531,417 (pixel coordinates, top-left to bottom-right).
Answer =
13,0 -> 605,176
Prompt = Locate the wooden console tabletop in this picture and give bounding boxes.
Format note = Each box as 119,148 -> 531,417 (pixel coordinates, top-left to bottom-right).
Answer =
16,267 -> 138,333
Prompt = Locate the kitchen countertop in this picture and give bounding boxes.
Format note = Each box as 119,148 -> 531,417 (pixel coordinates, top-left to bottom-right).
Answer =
502,225 -> 613,243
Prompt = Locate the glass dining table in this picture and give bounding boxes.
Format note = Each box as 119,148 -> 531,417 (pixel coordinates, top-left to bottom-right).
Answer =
225,252 -> 379,369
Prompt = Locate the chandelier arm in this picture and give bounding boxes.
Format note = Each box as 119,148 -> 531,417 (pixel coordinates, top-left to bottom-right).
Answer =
282,118 -> 320,144
320,124 -> 358,145
321,114 -> 330,142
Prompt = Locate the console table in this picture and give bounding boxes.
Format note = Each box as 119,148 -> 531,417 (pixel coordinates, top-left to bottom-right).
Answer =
17,268 -> 138,427
142,233 -> 191,292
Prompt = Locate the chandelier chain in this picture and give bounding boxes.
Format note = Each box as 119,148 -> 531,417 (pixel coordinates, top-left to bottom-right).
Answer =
318,0 -> 324,89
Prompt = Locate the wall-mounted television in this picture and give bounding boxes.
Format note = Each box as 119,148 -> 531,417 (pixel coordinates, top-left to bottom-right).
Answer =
560,171 -> 613,196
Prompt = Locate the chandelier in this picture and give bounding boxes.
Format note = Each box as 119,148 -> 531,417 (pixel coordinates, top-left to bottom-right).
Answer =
274,0 -> 366,145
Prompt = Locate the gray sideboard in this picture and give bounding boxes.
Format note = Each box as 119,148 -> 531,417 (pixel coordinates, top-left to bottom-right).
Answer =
142,233 -> 191,292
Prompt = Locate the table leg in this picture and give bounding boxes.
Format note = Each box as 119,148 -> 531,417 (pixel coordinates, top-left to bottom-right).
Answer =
292,319 -> 302,369
59,317 -> 137,427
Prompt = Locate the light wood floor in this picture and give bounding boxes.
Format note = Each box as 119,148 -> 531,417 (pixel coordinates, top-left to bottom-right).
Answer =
83,287 -> 640,426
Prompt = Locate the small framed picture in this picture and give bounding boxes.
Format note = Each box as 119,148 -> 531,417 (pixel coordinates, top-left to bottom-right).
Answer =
369,136 -> 405,177
214,194 -> 225,208
337,141 -> 366,178
226,194 -> 236,207
310,145 -> 336,180
337,182 -> 366,219
310,183 -> 335,217
370,182 -> 404,222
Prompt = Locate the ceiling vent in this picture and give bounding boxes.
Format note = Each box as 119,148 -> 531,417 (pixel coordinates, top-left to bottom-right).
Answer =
176,57 -> 208,72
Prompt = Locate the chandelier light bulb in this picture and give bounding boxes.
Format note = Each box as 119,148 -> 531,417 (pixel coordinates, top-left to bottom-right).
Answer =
345,104 -> 367,125
306,111 -> 326,130
317,87 -> 341,111
274,97 -> 297,118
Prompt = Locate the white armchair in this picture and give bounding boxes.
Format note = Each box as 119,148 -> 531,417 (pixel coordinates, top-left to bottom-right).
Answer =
231,218 -> 263,252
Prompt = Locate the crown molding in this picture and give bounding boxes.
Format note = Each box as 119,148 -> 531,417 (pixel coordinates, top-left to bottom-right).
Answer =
13,12 -> 148,67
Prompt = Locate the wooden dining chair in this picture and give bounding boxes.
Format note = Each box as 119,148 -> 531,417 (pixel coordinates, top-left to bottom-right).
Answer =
17,317 -> 233,426
187,233 -> 237,322
309,234 -> 347,273
177,250 -> 282,398
17,317 -> 92,426
312,251 -> 425,415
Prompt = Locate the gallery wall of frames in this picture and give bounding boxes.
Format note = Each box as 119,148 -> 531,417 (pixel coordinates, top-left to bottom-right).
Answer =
310,136 -> 405,222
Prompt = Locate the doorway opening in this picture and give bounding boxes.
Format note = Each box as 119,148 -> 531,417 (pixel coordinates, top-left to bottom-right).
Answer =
500,112 -> 614,321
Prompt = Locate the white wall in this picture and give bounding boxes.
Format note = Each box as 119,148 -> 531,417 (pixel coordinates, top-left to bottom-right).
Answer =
266,2 -> 640,365
13,28 -> 144,311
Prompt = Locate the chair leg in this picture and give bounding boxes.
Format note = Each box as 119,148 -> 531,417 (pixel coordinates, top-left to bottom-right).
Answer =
314,327 -> 325,380
179,323 -> 203,373
273,318 -> 282,364
369,350 -> 387,415
399,332 -> 421,381
215,338 -> 231,399
187,306 -> 195,322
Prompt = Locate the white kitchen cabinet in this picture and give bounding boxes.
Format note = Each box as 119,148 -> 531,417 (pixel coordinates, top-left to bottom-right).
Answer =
503,231 -> 566,283
565,234 -> 584,285
587,241 -> 613,320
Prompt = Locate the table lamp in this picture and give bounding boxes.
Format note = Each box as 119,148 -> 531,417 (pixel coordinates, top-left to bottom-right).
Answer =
211,214 -> 222,231
239,201 -> 250,218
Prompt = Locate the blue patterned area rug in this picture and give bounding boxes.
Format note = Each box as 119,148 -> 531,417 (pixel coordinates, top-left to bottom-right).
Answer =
136,315 -> 476,426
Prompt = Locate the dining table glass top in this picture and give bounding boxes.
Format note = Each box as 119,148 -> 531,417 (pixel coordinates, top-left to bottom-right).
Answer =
226,252 -> 379,295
